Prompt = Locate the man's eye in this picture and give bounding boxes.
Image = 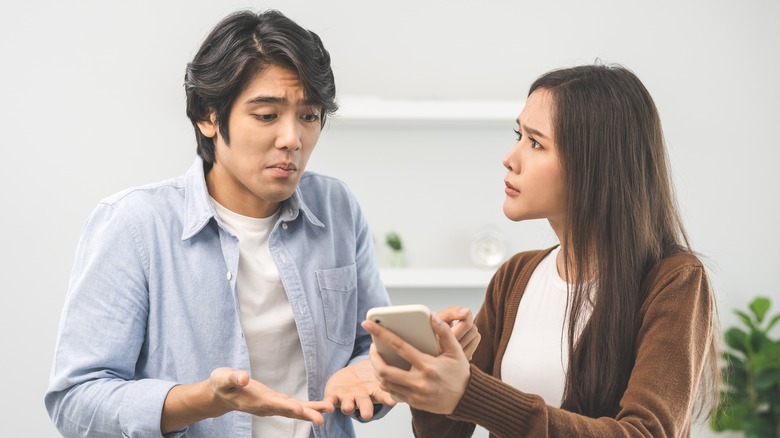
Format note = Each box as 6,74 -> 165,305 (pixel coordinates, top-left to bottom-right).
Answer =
254,114 -> 277,121
301,114 -> 321,122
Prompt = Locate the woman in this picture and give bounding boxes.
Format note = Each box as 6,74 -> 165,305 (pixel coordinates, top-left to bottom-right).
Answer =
362,64 -> 719,437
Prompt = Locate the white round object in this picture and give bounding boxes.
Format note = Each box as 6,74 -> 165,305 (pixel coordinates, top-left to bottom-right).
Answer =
470,228 -> 506,268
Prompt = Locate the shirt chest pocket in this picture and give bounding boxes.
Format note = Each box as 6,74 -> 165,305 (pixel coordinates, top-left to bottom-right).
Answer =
316,264 -> 358,346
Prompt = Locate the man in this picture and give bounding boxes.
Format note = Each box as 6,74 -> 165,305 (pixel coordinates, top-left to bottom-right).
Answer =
45,10 -> 395,437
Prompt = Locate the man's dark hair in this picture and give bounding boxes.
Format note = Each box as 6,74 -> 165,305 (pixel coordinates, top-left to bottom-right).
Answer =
184,10 -> 337,165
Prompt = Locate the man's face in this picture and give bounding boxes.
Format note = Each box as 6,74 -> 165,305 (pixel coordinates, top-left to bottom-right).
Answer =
198,64 -> 322,218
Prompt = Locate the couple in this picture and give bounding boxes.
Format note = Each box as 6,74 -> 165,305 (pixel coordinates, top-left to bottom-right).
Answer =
45,9 -> 718,438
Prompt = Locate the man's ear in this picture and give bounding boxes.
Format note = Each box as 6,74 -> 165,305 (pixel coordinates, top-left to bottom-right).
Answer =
196,112 -> 218,138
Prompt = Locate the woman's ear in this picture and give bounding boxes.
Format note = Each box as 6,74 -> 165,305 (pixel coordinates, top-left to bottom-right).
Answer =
196,112 -> 218,138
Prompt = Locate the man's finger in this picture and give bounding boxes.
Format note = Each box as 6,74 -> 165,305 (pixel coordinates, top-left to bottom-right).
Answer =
303,400 -> 335,414
300,408 -> 326,426
339,397 -> 356,415
210,367 -> 249,392
355,396 -> 375,420
321,394 -> 339,407
234,371 -> 250,387
284,402 -> 327,425
371,387 -> 398,407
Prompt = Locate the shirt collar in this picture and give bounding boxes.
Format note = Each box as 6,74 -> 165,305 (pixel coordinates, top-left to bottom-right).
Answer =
281,185 -> 325,228
181,157 -> 324,240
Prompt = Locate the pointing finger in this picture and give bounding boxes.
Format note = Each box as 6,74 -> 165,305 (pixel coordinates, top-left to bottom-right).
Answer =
429,313 -> 465,357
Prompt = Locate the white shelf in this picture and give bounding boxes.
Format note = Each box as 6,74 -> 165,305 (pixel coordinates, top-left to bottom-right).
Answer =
331,96 -> 521,127
379,267 -> 495,289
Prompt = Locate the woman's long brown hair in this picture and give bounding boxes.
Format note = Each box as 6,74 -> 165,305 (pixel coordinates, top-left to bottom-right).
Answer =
528,65 -> 718,418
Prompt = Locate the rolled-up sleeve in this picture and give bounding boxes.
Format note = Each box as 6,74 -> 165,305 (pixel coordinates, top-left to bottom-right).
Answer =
45,203 -> 177,437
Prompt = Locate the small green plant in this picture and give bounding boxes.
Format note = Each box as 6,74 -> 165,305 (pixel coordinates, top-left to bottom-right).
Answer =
385,232 -> 403,252
385,231 -> 406,267
710,296 -> 780,438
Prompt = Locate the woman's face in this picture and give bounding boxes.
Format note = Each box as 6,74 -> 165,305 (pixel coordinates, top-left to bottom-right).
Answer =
502,88 -> 566,229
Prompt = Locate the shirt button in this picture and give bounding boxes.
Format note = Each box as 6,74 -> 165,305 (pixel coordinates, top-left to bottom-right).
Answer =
226,271 -> 232,280
282,223 -> 288,230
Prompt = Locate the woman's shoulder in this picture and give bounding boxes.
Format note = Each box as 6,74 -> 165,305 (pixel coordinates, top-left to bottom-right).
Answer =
640,250 -> 711,312
648,250 -> 706,281
503,246 -> 555,269
490,246 -> 558,289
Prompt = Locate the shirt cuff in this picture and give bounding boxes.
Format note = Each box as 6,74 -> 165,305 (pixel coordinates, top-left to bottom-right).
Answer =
119,378 -> 181,437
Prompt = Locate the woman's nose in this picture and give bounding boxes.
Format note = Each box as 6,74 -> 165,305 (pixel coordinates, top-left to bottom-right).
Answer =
503,142 -> 521,172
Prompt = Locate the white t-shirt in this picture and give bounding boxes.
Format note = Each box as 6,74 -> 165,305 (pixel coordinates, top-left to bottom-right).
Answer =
212,199 -> 311,438
500,246 -> 591,407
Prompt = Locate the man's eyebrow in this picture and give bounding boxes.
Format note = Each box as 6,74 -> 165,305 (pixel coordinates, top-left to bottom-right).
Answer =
245,95 -> 286,106
244,95 -> 320,107
515,118 -> 549,140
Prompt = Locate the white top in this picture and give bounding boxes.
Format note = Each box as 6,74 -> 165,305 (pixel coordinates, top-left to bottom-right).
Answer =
212,199 -> 311,438
500,246 -> 591,407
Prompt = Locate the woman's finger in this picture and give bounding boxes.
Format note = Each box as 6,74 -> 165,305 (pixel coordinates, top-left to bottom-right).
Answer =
436,306 -> 471,326
429,313 -> 466,357
461,333 -> 481,359
362,319 -> 430,369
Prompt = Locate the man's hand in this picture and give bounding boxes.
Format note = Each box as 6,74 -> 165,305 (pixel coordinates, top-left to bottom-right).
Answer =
323,359 -> 397,420
161,368 -> 334,434
210,368 -> 333,422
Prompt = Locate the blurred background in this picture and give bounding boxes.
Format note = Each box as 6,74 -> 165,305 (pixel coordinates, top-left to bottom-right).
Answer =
1,0 -> 777,436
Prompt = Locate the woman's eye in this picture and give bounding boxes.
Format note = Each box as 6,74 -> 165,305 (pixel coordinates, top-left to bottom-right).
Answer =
530,138 -> 543,149
513,129 -> 522,141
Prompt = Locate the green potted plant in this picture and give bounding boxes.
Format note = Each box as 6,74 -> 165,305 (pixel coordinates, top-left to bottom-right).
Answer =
385,231 -> 406,267
710,296 -> 780,437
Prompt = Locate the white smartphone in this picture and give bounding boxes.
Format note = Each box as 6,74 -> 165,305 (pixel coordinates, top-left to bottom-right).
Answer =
366,304 -> 441,370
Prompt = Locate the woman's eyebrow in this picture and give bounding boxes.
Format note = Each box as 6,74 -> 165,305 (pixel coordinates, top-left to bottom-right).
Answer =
516,119 -> 549,139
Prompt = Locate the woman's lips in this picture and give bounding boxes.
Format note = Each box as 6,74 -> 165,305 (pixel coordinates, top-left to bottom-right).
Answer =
504,180 -> 520,196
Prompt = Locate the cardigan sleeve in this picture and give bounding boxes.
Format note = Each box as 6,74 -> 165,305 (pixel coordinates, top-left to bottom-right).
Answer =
410,258 -> 510,437
444,256 -> 714,438
410,251 -> 543,438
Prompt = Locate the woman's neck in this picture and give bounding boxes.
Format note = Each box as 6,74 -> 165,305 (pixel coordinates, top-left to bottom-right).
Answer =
556,244 -> 596,284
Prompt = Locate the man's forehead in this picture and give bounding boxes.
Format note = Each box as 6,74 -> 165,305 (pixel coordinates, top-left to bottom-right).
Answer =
239,65 -> 314,105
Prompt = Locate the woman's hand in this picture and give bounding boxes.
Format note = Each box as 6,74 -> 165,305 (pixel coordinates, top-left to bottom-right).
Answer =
362,313 -> 471,415
436,307 -> 481,360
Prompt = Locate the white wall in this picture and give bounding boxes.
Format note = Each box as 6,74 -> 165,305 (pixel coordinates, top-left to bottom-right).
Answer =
1,0 -> 776,436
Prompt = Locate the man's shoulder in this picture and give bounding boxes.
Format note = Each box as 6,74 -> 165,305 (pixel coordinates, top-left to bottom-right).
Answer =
298,171 -> 355,202
299,171 -> 350,190
98,174 -> 186,212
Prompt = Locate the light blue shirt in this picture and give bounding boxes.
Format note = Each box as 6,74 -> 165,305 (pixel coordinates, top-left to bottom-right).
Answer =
46,158 -> 391,437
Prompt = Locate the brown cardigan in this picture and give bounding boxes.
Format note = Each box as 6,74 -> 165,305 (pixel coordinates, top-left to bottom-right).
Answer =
412,247 -> 714,437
